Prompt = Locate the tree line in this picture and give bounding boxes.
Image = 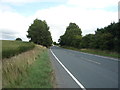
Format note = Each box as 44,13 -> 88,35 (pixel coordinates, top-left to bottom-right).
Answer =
59,22 -> 120,53
26,18 -> 119,52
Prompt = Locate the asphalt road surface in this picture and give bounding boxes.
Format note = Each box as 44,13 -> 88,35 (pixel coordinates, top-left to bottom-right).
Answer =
49,46 -> 119,89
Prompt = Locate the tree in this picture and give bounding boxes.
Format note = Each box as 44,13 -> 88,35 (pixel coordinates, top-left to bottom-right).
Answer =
53,42 -> 59,45
27,19 -> 52,47
59,22 -> 120,52
53,42 -> 57,45
80,34 -> 94,48
93,22 -> 119,51
16,38 -> 22,41
88,22 -> 120,52
59,23 -> 82,48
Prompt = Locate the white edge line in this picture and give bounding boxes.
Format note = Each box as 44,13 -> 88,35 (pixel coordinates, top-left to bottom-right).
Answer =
50,49 -> 86,90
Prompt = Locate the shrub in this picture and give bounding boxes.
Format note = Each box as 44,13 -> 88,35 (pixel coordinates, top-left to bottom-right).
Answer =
16,38 -> 22,41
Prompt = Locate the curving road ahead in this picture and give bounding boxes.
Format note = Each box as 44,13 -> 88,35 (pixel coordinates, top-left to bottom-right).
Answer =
49,46 -> 119,89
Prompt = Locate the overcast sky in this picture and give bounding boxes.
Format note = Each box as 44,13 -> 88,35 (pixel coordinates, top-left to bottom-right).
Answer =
0,0 -> 119,42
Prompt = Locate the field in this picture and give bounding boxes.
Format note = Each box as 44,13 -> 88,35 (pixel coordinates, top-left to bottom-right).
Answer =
1,40 -> 35,59
2,40 -> 54,88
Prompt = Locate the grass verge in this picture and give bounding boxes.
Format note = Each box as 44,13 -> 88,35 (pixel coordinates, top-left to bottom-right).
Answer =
2,45 -> 54,88
18,49 -> 53,88
61,46 -> 119,59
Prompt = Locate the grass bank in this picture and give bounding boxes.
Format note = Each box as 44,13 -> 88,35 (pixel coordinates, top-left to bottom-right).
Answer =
61,46 -> 119,59
2,40 -> 35,59
18,48 -> 53,88
2,45 -> 54,88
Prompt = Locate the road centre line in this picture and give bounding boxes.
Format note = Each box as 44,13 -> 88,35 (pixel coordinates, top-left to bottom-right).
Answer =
85,59 -> 101,64
60,46 -> 119,62
50,49 -> 86,90
79,51 -> 119,62
80,57 -> 101,65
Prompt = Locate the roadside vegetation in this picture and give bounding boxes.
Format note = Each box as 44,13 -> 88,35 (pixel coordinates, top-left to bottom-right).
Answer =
2,44 -> 54,88
27,19 -> 53,47
18,49 -> 53,88
62,46 -> 119,58
2,19 -> 54,88
59,22 -> 120,58
2,40 -> 35,59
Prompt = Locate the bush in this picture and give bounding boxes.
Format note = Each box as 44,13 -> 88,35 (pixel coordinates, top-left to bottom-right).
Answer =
16,38 -> 22,41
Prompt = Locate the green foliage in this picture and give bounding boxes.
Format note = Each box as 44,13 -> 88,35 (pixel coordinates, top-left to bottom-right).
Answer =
27,19 -> 53,47
80,34 -> 94,48
59,23 -> 82,48
91,22 -> 120,52
2,40 -> 35,59
53,42 -> 59,45
59,22 -> 120,53
16,38 -> 22,41
53,42 -> 57,45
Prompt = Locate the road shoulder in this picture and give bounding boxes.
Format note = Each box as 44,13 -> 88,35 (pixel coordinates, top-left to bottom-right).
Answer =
49,49 -> 79,88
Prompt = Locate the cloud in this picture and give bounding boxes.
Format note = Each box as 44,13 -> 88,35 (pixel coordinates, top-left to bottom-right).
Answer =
33,4 -> 118,42
1,29 -> 17,40
0,10 -> 33,41
0,4 -> 14,12
1,0 -> 67,4
0,0 -> 118,42
67,0 -> 119,9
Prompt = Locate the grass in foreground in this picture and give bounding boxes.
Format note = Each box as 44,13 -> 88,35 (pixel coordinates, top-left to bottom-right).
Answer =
2,45 -> 53,88
61,46 -> 119,59
18,49 -> 53,88
2,40 -> 35,59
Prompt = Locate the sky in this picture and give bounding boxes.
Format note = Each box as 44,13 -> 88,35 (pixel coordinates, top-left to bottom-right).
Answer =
0,0 -> 119,42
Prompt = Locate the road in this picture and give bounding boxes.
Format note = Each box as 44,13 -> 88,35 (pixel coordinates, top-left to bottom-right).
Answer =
49,46 -> 119,89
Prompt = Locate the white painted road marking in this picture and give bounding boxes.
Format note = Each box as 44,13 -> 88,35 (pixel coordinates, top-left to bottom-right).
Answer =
80,57 -> 101,65
50,49 -> 86,90
85,59 -> 101,64
78,51 -> 119,62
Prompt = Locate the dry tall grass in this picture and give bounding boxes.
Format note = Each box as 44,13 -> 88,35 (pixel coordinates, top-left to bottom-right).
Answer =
2,45 -> 46,88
